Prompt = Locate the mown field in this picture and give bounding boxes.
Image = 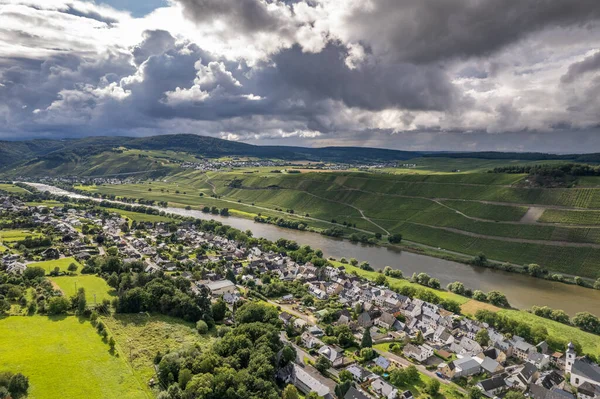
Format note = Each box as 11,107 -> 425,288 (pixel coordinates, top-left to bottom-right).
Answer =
0,316 -> 149,399
50,274 -> 116,304
102,207 -> 174,224
0,183 -> 29,193
0,229 -> 42,242
30,257 -> 82,275
77,168 -> 600,278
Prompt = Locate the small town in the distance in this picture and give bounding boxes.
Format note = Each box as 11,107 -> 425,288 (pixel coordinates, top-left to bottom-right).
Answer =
1,134 -> 600,399
3,0 -> 600,398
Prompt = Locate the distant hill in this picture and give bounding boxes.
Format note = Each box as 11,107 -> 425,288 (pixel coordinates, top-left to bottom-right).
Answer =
1,133 -> 600,177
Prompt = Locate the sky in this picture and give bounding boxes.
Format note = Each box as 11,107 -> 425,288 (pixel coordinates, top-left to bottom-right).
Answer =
0,0 -> 599,152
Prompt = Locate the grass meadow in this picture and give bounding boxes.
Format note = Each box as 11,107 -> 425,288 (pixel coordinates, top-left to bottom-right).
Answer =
0,316 -> 150,399
29,257 -> 82,275
102,313 -> 214,384
0,183 -> 29,193
0,230 -> 42,242
50,274 -> 116,304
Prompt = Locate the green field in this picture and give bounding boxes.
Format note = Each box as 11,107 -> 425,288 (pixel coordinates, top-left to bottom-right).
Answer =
50,274 -> 116,304
102,313 -> 214,383
30,257 -> 82,275
0,316 -> 149,399
0,229 -> 42,242
0,183 -> 28,193
102,207 -> 174,224
498,310 -> 600,355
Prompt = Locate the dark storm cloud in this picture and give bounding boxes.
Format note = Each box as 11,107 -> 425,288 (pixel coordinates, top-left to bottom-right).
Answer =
176,0 -> 286,34
562,51 -> 600,83
346,0 -> 600,63
267,44 -> 464,112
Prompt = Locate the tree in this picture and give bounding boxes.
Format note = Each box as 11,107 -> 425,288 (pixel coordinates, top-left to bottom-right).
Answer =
475,329 -> 490,347
468,388 -> 483,399
447,281 -> 466,295
425,379 -> 441,396
472,290 -> 487,301
109,336 -> 116,351
47,296 -> 70,315
414,330 -> 424,345
211,299 -> 227,322
306,393 -> 322,399
335,381 -> 352,398
528,264 -> 542,277
67,263 -> 79,273
428,278 -> 441,289
282,384 -> 300,399
8,373 -> 29,399
178,368 -> 193,390
375,274 -> 387,286
360,347 -> 375,361
361,327 -> 372,348
572,312 -> 600,334
23,266 -> 45,280
339,370 -> 353,382
76,288 -> 87,314
504,391 -> 526,399
196,320 -> 209,334
486,291 -> 510,307
388,233 -> 402,244
404,365 -> 419,382
315,356 -> 332,374
226,269 -> 236,284
281,345 -> 296,366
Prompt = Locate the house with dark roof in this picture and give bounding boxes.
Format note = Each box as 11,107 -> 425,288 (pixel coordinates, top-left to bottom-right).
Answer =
345,364 -> 373,383
344,386 -> 372,399
570,359 -> 600,388
529,383 -> 575,399
476,373 -> 508,397
577,381 -> 600,399
277,363 -> 335,399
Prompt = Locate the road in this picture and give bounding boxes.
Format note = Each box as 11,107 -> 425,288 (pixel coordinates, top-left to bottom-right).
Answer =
374,348 -> 466,394
267,299 -> 318,325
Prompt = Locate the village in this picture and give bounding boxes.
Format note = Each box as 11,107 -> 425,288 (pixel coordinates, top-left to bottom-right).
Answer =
1,192 -> 600,399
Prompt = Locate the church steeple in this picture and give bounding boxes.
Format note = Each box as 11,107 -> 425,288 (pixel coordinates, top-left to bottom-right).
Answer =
565,342 -> 576,374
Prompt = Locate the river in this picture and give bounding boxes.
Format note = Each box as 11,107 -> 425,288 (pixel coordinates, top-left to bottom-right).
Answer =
28,183 -> 600,315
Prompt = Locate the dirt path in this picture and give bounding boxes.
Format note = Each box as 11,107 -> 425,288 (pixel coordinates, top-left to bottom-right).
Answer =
409,222 -> 600,249
520,207 -> 545,223
300,190 -> 390,235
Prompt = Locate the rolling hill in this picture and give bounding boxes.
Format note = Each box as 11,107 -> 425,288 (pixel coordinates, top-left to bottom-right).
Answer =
3,134 -> 600,177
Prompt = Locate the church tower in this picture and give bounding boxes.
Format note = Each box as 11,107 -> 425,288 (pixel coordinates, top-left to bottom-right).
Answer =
565,342 -> 576,374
